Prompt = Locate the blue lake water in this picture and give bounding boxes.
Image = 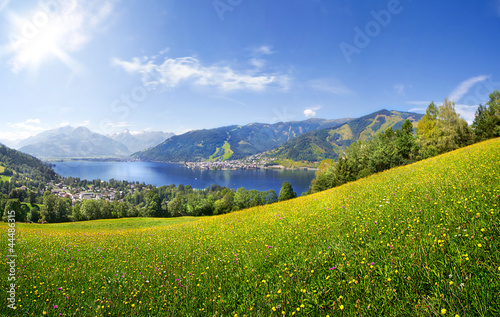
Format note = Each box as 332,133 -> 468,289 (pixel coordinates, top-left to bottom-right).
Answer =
53,161 -> 316,195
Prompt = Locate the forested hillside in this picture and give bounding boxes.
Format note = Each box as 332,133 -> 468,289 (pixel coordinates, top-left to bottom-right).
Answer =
0,144 -> 57,182
271,110 -> 423,161
133,118 -> 351,162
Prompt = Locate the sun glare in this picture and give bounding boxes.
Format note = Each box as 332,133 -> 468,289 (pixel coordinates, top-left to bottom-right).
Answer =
15,25 -> 62,69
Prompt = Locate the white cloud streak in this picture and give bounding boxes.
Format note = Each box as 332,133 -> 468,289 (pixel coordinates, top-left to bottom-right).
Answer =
448,75 -> 489,102
112,54 -> 290,92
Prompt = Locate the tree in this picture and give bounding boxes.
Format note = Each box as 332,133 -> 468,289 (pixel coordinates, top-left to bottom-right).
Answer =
71,203 -> 84,222
436,98 -> 472,153
144,189 -> 162,217
395,119 -> 418,163
28,207 -> 40,223
234,188 -> 250,210
417,102 -> 439,158
213,192 -> 234,215
472,90 -> 500,141
264,190 -> 278,205
41,192 -> 58,223
278,182 -> 297,202
81,199 -> 101,220
2,199 -> 25,222
167,197 -> 185,217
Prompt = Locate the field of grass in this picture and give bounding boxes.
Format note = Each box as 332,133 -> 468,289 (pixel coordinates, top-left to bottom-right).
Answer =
0,175 -> 10,182
0,165 -> 5,174
1,138 -> 500,316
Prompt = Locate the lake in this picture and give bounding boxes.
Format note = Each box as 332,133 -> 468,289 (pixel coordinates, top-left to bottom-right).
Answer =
53,161 -> 316,195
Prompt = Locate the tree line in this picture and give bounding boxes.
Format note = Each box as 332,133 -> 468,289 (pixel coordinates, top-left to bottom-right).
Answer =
1,177 -> 297,223
308,91 -> 500,193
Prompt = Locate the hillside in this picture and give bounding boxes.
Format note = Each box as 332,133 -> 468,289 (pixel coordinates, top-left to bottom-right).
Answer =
0,144 -> 57,182
5,138 -> 499,316
18,126 -> 131,159
133,118 -> 351,162
272,109 -> 423,161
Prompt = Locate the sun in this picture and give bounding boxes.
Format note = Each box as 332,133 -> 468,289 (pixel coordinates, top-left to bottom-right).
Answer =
15,24 -> 63,70
7,9 -> 81,74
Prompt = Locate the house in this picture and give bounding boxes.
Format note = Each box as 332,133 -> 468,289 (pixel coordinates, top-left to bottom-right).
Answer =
79,192 -> 95,200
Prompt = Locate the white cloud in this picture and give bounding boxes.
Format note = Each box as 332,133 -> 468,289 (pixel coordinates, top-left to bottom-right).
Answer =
106,121 -> 132,128
406,101 -> 431,106
9,118 -> 44,131
408,108 -> 426,113
112,54 -> 290,92
5,0 -> 117,73
304,109 -> 317,118
448,75 -> 489,102
249,58 -> 266,70
308,78 -> 353,95
74,120 -> 90,127
455,104 -> 478,125
252,45 -> 274,55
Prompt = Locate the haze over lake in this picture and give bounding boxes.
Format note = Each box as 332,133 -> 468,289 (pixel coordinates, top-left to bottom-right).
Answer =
53,161 -> 316,195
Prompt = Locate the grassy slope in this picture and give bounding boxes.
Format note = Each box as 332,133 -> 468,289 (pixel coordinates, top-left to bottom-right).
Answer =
0,164 -> 9,181
2,139 -> 500,316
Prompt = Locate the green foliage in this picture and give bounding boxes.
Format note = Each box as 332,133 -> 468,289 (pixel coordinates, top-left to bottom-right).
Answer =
0,144 -> 57,182
418,99 -> 472,158
133,119 -> 351,162
2,199 -> 27,222
273,110 -> 423,162
4,139 -> 500,316
472,90 -> 500,142
278,181 -> 297,202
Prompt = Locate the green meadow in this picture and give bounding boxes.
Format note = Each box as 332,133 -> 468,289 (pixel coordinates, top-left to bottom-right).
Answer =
1,138 -> 499,316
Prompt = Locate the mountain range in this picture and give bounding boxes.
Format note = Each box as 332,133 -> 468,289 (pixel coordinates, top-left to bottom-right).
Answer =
109,129 -> 175,153
10,109 -> 424,162
134,110 -> 423,163
131,118 -> 352,162
16,127 -> 173,159
271,110 -> 423,161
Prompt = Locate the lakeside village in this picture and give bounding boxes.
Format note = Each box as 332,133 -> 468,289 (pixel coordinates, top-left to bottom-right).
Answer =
185,153 -> 284,170
45,181 -> 129,204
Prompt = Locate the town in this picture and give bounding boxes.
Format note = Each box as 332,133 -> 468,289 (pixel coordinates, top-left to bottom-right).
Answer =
184,153 -> 280,170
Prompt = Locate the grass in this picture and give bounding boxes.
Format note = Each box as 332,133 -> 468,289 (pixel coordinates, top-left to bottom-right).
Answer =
1,138 -> 500,316
222,141 -> 234,161
0,175 -> 10,182
209,141 -> 234,162
0,165 -> 5,174
46,217 -> 198,231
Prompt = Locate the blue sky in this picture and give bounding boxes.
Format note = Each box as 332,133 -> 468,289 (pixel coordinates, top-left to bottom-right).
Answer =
1,0 -> 500,144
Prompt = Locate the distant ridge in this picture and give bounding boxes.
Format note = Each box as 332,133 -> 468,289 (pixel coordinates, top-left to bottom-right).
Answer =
18,126 -> 131,159
109,129 -> 175,153
132,118 -> 352,162
271,110 -> 423,161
